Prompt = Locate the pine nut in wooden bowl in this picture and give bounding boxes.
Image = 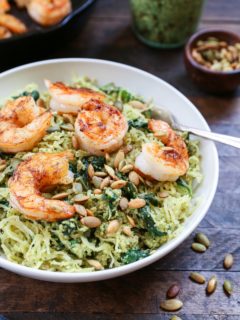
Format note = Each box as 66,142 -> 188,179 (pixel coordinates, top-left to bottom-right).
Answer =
184,29 -> 240,94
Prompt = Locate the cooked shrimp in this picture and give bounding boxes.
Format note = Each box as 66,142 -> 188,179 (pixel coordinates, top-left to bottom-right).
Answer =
0,96 -> 52,153
45,79 -> 105,114
0,13 -> 27,34
0,25 -> 11,38
75,99 -> 128,156
135,119 -> 189,181
0,0 -> 10,13
14,0 -> 30,8
9,151 -> 75,222
27,0 -> 72,26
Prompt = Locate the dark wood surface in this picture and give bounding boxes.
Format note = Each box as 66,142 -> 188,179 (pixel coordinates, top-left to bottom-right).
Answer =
1,0 -> 240,319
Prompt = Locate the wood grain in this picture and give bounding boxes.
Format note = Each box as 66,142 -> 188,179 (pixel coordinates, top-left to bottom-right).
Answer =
0,0 -> 240,319
0,268 -> 239,314
2,315 -> 240,320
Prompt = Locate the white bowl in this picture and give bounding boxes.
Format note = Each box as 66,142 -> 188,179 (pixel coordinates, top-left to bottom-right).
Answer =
0,58 -> 219,282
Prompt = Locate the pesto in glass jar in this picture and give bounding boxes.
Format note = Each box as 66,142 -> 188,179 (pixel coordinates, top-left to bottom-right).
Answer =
130,0 -> 205,48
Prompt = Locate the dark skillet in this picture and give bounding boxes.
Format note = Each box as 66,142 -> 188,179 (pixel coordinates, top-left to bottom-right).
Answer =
0,0 -> 96,68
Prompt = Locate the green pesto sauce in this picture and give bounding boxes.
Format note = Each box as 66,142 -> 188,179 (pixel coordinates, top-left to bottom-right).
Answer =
130,0 -> 204,47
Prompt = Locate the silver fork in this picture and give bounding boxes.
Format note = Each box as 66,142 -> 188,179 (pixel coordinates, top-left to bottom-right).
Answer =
152,107 -> 240,149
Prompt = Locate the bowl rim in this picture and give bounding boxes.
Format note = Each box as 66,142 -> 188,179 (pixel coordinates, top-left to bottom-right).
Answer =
185,28 -> 240,76
0,58 -> 219,282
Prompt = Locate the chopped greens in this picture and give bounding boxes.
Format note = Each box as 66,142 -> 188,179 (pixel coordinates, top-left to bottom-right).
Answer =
142,193 -> 159,206
142,109 -> 152,119
12,90 -> 40,101
122,182 -> 138,199
139,205 -> 166,237
102,188 -> 120,214
176,178 -> 192,197
69,162 -> 80,179
100,83 -> 138,103
122,249 -> 150,264
128,118 -> 148,130
86,156 -> 106,171
60,219 -> 78,237
80,156 -> 106,189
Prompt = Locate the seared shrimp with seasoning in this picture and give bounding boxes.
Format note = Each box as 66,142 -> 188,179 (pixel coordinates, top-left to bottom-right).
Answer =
0,25 -> 11,38
14,0 -> 30,8
75,99 -> 128,156
45,79 -> 106,114
27,0 -> 72,26
9,151 -> 75,222
0,0 -> 10,13
0,13 -> 27,34
135,119 -> 189,181
0,96 -> 52,153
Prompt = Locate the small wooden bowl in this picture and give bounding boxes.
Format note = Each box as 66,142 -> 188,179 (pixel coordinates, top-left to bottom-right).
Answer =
184,29 -> 240,94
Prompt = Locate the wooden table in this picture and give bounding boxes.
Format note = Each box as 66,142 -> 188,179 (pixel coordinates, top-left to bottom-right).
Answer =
1,1 -> 240,319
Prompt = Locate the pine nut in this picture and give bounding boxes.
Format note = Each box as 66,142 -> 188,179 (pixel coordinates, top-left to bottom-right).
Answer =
223,253 -> 234,269
158,191 -> 169,198
93,189 -> 102,195
160,299 -> 183,312
189,272 -> 206,284
52,192 -> 68,200
87,259 -> 104,270
73,182 -> 82,193
114,150 -> 125,168
81,216 -> 101,228
129,100 -> 146,110
104,165 -> 117,179
111,180 -> 127,189
88,164 -> 95,179
100,176 -> 110,189
122,226 -> 132,236
106,220 -> 120,235
195,232 -> 210,248
92,176 -> 103,188
94,171 -> 107,177
129,171 -> 140,186
74,204 -> 87,216
206,276 -> 217,294
128,198 -> 146,209
119,197 -> 129,211
166,284 -> 181,299
127,215 -> 136,227
86,209 -> 94,216
120,164 -> 134,173
74,194 -> 90,203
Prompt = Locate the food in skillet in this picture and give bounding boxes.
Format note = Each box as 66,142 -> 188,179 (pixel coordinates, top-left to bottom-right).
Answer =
0,78 -> 202,272
0,0 -> 10,13
27,0 -> 72,27
15,0 -> 30,8
0,13 -> 27,38
0,26 -> 11,39
0,0 -> 72,40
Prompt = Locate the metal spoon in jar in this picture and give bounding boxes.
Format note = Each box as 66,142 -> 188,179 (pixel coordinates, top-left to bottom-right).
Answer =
152,107 -> 240,149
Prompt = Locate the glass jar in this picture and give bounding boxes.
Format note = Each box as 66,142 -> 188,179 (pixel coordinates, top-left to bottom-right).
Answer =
130,0 -> 205,49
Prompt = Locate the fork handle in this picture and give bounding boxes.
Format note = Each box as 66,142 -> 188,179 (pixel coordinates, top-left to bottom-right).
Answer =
179,125 -> 240,149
